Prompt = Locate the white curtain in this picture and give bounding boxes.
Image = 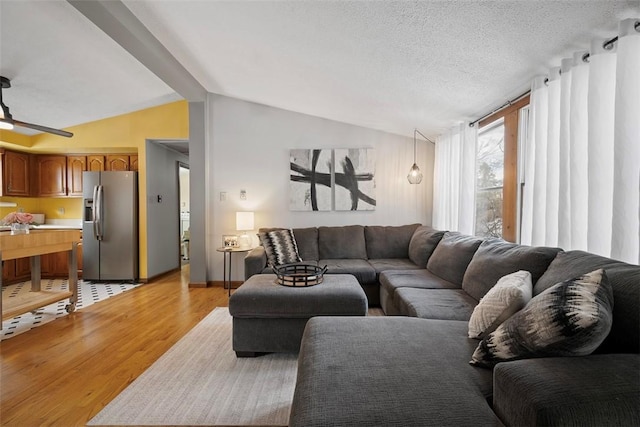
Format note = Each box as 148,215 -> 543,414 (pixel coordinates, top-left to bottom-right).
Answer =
522,18 -> 640,264
433,123 -> 477,234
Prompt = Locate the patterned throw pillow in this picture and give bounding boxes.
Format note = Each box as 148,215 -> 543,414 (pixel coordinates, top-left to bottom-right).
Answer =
470,269 -> 613,368
468,270 -> 533,339
258,229 -> 303,267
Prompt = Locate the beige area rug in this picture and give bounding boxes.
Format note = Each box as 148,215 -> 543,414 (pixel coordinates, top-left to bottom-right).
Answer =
88,307 -> 298,426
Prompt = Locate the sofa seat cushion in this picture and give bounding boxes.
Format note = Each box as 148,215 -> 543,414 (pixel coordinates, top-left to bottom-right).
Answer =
534,250 -> 640,354
493,354 -> 640,427
427,232 -> 483,286
364,224 -> 420,259
462,238 -> 561,301
368,258 -> 421,274
319,259 -> 376,285
379,269 -> 459,315
289,317 -> 500,427
318,225 -> 367,259
258,260 -> 318,275
395,288 -> 478,320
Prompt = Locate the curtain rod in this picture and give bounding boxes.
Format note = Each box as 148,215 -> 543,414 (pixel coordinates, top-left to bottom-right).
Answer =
468,89 -> 530,128
469,20 -> 639,128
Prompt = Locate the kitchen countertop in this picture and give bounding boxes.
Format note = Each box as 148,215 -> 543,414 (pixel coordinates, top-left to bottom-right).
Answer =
0,224 -> 82,231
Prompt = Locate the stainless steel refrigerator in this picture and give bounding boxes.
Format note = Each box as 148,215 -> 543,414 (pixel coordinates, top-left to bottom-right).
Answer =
82,171 -> 138,282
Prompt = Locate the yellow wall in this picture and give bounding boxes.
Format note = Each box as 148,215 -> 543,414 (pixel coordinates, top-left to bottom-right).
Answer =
0,100 -> 189,279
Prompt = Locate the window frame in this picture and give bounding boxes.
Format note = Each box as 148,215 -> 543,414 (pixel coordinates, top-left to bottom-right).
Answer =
477,95 -> 530,243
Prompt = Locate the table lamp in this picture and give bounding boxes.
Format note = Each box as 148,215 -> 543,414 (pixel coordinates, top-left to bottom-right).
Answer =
236,211 -> 254,249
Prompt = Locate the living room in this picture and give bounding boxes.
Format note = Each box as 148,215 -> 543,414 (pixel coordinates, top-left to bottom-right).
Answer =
1,1 -> 639,426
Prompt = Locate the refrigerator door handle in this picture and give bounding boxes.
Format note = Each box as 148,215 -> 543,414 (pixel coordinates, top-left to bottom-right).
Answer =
92,185 -> 100,240
96,185 -> 104,241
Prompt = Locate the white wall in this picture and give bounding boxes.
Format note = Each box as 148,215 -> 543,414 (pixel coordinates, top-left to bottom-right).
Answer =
207,95 -> 434,280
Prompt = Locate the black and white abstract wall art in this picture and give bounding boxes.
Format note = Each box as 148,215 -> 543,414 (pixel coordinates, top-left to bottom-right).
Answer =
289,149 -> 332,211
334,148 -> 376,211
290,148 -> 376,211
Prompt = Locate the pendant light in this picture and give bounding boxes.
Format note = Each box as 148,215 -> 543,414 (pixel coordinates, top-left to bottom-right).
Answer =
407,129 -> 425,184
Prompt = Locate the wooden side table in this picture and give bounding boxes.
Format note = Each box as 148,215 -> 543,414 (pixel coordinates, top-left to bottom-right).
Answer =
216,247 -> 251,297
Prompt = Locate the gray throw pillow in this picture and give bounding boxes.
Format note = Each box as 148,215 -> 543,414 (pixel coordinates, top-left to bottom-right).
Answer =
470,269 -> 613,368
258,229 -> 302,267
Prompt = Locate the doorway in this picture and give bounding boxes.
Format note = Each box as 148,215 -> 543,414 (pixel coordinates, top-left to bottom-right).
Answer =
178,163 -> 190,264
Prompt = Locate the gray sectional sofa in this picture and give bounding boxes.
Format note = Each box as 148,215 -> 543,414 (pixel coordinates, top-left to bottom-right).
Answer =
244,224 -> 640,426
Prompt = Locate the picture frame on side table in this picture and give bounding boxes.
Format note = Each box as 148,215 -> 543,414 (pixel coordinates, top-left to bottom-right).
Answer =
223,235 -> 239,248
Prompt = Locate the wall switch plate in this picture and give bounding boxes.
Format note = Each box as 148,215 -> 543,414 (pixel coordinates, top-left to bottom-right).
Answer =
240,189 -> 247,200
57,207 -> 65,215
220,192 -> 227,202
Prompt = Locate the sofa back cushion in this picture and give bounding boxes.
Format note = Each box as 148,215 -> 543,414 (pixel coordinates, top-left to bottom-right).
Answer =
318,225 -> 367,259
364,224 -> 420,259
408,226 -> 446,267
534,250 -> 640,354
258,227 -> 319,261
427,232 -> 483,286
462,239 -> 562,301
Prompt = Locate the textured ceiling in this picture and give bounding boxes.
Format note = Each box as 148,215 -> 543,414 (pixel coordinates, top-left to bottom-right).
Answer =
1,1 -> 638,140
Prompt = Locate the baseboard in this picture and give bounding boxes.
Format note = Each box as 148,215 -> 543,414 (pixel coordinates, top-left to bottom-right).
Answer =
204,280 -> 244,288
146,267 -> 181,283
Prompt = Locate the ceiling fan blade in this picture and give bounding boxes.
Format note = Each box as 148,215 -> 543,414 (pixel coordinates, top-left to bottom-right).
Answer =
13,119 -> 73,138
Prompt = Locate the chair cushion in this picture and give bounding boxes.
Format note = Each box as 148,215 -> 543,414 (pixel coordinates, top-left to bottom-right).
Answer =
427,232 -> 483,286
471,269 -> 614,368
364,224 -> 420,259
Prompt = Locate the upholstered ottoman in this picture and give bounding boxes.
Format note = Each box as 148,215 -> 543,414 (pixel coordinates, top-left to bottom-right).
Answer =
228,273 -> 368,356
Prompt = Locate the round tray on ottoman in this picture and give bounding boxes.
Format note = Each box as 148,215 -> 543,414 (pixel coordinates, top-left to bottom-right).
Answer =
272,263 -> 328,287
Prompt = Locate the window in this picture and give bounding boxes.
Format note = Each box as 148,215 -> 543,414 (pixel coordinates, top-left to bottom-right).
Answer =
475,120 -> 505,238
474,95 -> 529,242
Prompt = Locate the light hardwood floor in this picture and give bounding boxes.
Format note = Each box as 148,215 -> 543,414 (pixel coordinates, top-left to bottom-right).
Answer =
0,266 -> 229,426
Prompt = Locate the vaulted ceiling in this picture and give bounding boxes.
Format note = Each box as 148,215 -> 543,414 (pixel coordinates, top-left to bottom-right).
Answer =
1,1 -> 637,140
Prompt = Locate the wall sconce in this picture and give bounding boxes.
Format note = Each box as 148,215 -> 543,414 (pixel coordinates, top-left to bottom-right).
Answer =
407,129 -> 434,184
236,211 -> 255,249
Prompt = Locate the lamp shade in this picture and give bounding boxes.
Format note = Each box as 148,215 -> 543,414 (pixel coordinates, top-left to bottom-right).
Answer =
236,211 -> 254,231
407,163 -> 423,184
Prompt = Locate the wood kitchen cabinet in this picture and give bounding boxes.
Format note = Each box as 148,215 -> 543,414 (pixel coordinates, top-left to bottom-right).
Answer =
45,243 -> 83,277
87,155 -> 105,171
105,154 -> 130,171
35,155 -> 67,197
66,156 -> 86,197
2,258 -> 31,284
1,149 -> 31,196
2,242 -> 83,284
129,155 -> 138,171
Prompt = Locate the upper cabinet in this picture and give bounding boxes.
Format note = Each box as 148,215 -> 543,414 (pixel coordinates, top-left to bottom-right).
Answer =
1,150 -> 137,198
106,154 -> 130,171
1,149 -> 31,196
35,155 -> 67,197
87,155 -> 105,171
67,156 -> 86,197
